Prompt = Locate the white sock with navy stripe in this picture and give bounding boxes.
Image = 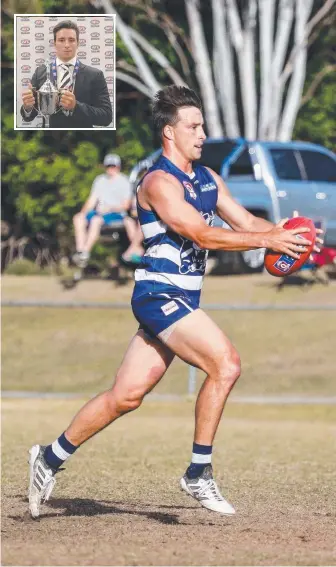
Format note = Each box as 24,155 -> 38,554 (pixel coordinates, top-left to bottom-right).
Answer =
44,432 -> 78,470
186,442 -> 212,479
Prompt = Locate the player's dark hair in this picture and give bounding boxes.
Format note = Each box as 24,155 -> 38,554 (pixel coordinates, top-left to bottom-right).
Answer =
53,20 -> 80,42
152,85 -> 202,138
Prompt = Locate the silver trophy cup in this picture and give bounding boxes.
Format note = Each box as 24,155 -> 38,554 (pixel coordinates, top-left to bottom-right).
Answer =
34,60 -> 61,128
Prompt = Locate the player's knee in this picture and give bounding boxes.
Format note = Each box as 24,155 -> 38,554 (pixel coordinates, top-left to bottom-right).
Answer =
114,389 -> 143,414
216,350 -> 241,389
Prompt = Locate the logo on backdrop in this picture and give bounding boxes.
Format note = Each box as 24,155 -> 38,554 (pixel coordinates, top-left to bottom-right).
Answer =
79,26 -> 86,33
104,26 -> 113,33
105,51 -> 114,59
20,26 -> 30,34
35,33 -> 44,40
77,51 -> 87,58
105,63 -> 113,71
105,38 -> 114,45
21,65 -> 31,73
91,19 -> 100,27
35,45 -> 45,52
79,39 -> 87,46
35,58 -> 45,65
91,58 -> 100,65
21,52 -> 31,60
91,45 -> 100,52
35,20 -> 44,27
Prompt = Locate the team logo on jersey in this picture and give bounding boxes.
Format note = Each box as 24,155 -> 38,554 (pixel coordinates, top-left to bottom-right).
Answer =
183,181 -> 197,200
179,211 -> 214,275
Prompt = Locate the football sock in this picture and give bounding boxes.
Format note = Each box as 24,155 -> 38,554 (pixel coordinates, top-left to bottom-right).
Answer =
44,432 -> 78,470
186,442 -> 212,478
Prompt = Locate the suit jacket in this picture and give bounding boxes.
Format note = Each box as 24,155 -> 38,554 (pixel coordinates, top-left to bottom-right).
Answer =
20,61 -> 112,128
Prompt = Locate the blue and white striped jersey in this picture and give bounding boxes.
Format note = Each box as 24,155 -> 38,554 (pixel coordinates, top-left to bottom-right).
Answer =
134,155 -> 218,298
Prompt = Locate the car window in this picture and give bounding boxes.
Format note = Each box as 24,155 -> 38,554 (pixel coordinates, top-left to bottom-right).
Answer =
228,148 -> 254,177
196,140 -> 237,173
269,149 -> 303,180
299,151 -> 336,182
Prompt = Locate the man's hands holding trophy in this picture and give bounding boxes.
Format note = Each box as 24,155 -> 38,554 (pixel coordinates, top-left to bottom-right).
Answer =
59,89 -> 76,111
22,84 -> 76,112
22,83 -> 35,112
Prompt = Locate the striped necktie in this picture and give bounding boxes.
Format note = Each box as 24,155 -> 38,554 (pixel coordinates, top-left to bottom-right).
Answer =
60,64 -> 73,90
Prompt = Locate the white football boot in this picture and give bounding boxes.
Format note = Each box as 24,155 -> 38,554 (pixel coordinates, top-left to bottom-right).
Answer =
180,465 -> 235,515
28,445 -> 57,519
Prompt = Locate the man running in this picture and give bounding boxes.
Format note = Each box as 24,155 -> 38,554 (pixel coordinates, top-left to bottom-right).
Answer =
28,86 -> 321,518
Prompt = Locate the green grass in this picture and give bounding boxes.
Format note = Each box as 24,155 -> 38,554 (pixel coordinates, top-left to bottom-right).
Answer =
2,307 -> 335,396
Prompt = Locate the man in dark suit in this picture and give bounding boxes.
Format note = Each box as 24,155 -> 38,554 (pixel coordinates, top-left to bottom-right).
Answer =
20,20 -> 112,128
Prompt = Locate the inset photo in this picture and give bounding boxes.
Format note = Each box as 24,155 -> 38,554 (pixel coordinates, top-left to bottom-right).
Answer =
14,14 -> 115,130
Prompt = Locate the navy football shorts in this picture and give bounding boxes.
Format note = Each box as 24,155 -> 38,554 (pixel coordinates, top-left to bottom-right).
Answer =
131,289 -> 200,340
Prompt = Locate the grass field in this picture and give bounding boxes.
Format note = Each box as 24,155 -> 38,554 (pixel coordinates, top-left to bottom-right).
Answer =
2,306 -> 336,396
2,400 -> 336,566
2,275 -> 336,565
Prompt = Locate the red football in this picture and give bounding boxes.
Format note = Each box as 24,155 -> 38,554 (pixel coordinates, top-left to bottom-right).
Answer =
264,216 -> 316,277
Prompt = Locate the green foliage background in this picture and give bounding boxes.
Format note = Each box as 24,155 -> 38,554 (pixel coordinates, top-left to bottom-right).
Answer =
1,0 -> 335,245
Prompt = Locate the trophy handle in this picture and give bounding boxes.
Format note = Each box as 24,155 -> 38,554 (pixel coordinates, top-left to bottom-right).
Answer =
55,89 -> 63,114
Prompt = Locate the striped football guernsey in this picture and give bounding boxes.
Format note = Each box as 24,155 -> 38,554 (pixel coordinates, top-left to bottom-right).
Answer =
134,155 -> 218,300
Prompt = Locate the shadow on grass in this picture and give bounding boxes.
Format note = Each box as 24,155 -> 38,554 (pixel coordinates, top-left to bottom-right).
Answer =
11,495 -> 199,526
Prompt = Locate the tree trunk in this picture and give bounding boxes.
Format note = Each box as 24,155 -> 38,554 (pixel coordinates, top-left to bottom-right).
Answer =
185,0 -> 223,137
258,0 -> 276,138
278,0 -> 314,140
212,0 -> 240,137
100,0 -> 161,94
268,0 -> 294,139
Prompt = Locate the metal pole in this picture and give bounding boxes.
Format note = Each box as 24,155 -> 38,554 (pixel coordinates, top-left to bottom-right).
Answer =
188,365 -> 197,395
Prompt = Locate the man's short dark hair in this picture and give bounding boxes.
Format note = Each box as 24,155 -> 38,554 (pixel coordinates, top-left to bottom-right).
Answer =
53,20 -> 79,42
152,85 -> 202,137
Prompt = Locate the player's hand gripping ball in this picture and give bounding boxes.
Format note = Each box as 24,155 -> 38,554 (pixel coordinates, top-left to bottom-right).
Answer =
264,216 -> 316,277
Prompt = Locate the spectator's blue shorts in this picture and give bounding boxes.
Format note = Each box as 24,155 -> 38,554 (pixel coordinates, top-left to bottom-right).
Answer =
86,210 -> 125,226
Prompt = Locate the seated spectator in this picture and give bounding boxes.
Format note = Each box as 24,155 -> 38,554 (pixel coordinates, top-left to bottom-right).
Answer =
72,154 -> 143,268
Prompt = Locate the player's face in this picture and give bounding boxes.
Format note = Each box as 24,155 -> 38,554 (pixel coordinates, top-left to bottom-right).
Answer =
171,107 -> 206,160
54,29 -> 78,61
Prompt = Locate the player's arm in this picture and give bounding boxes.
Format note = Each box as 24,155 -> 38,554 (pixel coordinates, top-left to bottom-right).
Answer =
209,168 -> 323,252
208,168 -> 274,232
141,172 -> 311,259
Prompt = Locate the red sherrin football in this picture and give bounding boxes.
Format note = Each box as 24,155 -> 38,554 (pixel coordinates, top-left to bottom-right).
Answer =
264,216 -> 316,277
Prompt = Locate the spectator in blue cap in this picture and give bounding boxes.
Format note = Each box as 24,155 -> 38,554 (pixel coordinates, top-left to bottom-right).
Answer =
72,154 -> 143,267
